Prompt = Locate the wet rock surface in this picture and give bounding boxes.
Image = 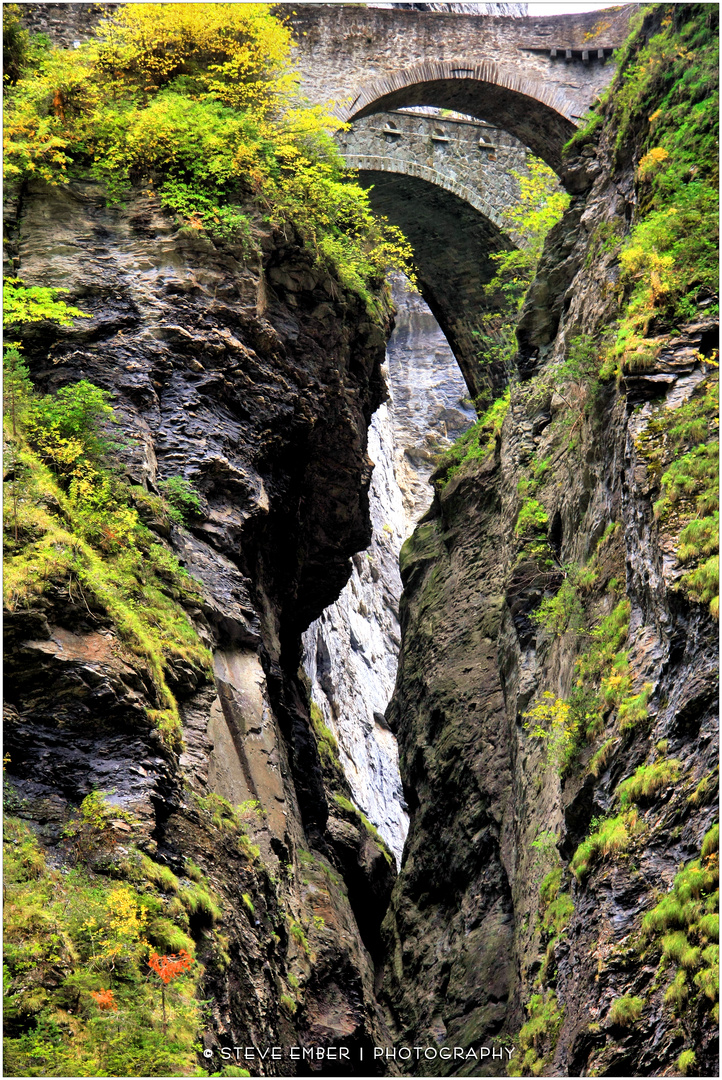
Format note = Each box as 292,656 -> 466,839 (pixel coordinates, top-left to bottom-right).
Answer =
378,71 -> 719,1080
303,281 -> 474,863
5,177 -> 399,1070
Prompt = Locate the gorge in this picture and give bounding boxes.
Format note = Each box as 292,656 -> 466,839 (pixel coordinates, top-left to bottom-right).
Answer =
3,3 -> 719,1079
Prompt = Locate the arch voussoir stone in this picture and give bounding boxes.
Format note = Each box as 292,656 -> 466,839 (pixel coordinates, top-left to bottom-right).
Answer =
344,58 -> 575,122
340,60 -> 577,172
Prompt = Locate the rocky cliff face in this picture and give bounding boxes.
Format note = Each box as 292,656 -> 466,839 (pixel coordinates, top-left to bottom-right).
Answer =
378,8 -> 719,1077
4,177 -> 400,1071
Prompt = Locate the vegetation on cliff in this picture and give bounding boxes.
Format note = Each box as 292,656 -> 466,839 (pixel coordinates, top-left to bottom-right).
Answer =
3,809 -> 212,1077
474,158 -> 569,391
3,2 -> 413,309
3,339 -> 212,751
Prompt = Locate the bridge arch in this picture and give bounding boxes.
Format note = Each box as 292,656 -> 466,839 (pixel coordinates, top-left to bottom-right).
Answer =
341,60 -> 577,173
338,110 -> 530,242
356,169 -> 517,402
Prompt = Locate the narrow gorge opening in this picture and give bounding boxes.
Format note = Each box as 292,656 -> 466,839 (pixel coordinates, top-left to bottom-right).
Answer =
302,278 -> 475,863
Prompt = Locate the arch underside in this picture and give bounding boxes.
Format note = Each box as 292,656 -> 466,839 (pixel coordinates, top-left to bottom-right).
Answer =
344,153 -> 509,233
358,170 -> 514,402
346,62 -> 577,173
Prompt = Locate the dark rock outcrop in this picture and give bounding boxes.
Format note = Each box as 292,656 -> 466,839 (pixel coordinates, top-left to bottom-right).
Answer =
4,177 -> 397,1072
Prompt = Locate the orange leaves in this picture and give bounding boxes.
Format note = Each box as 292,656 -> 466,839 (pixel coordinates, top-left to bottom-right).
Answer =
91,988 -> 117,1010
148,949 -> 193,985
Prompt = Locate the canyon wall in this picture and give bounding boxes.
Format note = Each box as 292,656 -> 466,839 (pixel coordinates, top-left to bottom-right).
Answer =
378,7 -> 719,1076
4,176 -> 400,1073
4,5 -> 718,1079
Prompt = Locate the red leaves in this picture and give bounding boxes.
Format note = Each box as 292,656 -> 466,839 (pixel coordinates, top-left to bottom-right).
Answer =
148,949 -> 193,985
91,988 -> 117,1010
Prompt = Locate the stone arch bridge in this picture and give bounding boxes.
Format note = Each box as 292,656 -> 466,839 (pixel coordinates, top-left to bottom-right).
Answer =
21,2 -> 634,397
287,3 -> 633,171
282,2 -> 633,397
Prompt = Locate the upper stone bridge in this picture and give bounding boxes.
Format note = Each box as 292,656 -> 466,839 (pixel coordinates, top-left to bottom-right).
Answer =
285,3 -> 634,172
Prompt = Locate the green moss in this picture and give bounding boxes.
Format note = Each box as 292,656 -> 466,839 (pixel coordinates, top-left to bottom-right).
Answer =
507,992 -> 563,1077
608,995 -> 644,1027
570,811 -> 638,882
541,893 -> 574,937
665,969 -> 689,1011
309,702 -> 346,788
178,885 -> 223,925
617,759 -> 682,805
184,859 -> 204,884
702,823 -> 719,859
677,1049 -> 697,1075
539,868 -> 562,905
3,374 -> 213,751
515,498 -> 549,539
434,390 -> 510,489
589,738 -> 616,778
642,825 -> 719,1021
331,794 -> 394,865
597,7 -> 719,376
288,919 -> 310,956
139,856 -> 181,895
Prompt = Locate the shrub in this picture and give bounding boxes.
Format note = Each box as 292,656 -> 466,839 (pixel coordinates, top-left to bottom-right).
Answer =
608,995 -> 643,1027
158,476 -> 202,524
524,692 -> 579,774
3,5 -> 413,308
515,498 -> 549,538
532,574 -> 584,636
3,818 -> 205,1076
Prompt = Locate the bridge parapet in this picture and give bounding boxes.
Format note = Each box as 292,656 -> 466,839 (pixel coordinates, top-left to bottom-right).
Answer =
338,110 -> 528,237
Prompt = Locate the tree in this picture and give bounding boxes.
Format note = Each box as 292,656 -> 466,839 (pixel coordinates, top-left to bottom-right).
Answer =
148,950 -> 194,1035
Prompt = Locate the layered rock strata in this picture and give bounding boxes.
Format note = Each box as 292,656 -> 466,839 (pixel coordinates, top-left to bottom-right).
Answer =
4,178 -> 399,1072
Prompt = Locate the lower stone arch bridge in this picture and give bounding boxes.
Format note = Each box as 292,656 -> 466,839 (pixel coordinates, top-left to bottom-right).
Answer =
338,108 -> 531,399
